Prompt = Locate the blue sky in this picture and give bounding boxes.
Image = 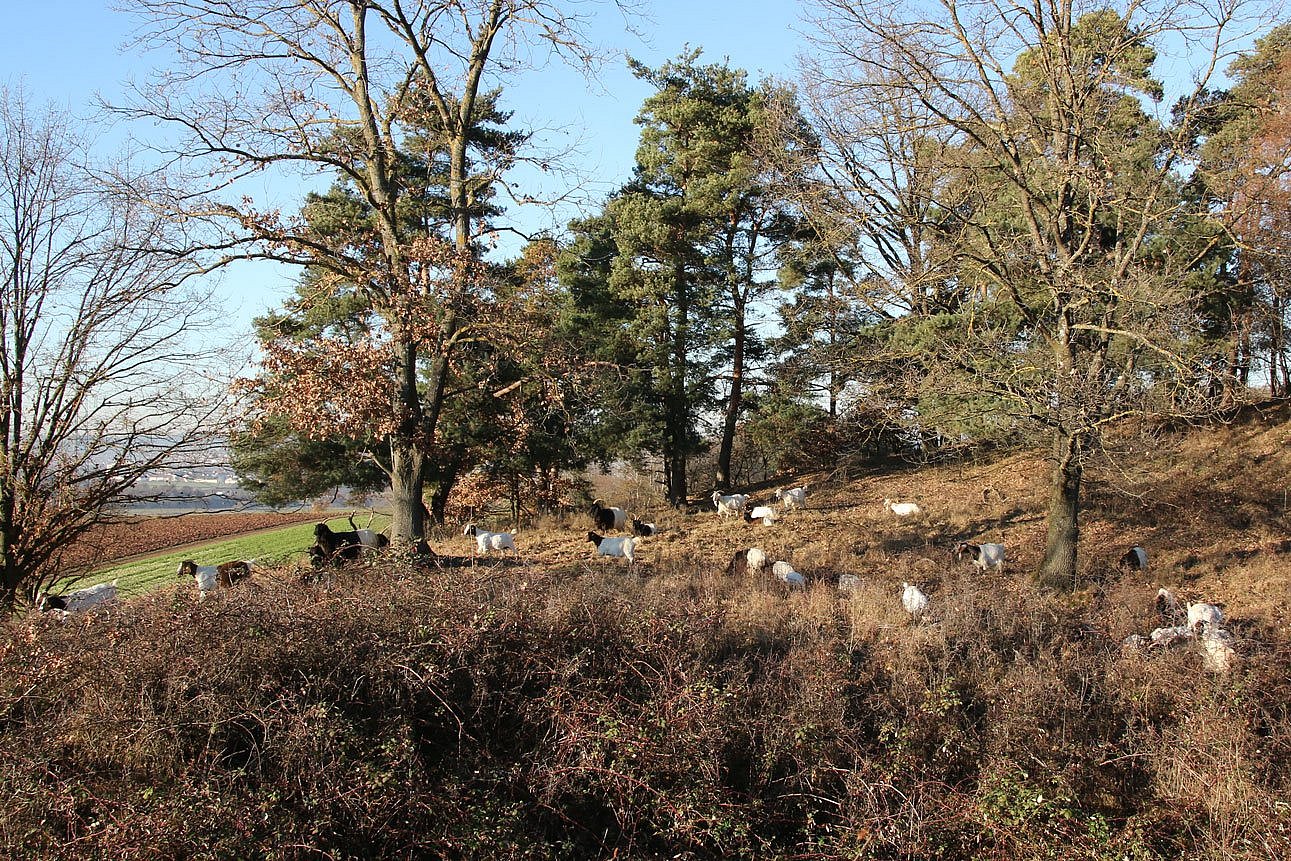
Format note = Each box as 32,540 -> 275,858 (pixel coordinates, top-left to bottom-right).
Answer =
1,2 -> 808,335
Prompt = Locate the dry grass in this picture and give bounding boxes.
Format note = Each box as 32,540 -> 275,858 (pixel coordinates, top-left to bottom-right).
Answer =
2,416 -> 1288,859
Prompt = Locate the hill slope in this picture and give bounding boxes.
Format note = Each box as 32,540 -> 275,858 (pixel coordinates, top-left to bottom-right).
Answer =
2,414 -> 1288,859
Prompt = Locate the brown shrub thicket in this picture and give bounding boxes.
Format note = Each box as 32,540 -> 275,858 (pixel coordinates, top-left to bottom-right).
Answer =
2,551 -> 1288,860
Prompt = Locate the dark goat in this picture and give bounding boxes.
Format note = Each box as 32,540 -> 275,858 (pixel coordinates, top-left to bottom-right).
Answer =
630,518 -> 657,537
1117,545 -> 1148,573
313,521 -> 387,559
588,499 -> 627,532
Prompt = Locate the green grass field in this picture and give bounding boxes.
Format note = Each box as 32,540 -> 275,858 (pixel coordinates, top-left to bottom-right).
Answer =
87,515 -> 389,597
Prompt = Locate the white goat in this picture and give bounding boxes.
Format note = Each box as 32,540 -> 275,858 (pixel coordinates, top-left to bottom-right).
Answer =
774,486 -> 807,511
178,559 -> 253,597
463,524 -> 518,557
837,574 -> 861,593
712,491 -> 750,519
1197,621 -> 1237,674
772,560 -> 805,589
901,582 -> 929,618
883,498 -> 922,517
953,541 -> 1006,572
1186,601 -> 1224,633
37,580 -> 118,614
744,504 -> 779,525
587,531 -> 638,564
1150,625 -> 1194,648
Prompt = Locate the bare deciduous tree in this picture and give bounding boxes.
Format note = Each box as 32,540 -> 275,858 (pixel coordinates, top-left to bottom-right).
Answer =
800,0 -> 1273,587
0,90 -> 222,612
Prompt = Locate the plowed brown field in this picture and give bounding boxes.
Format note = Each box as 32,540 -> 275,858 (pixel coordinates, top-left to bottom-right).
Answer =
58,512 -> 324,569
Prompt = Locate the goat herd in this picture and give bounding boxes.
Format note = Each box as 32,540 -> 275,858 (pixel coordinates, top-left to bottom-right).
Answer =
31,489 -> 1239,673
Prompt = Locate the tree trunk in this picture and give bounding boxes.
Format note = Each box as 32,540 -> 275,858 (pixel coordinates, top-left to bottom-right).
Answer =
715,299 -> 746,490
1038,429 -> 1082,590
388,438 -> 427,544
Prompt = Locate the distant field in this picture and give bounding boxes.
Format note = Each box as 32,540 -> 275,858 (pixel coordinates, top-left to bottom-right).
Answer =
73,514 -> 389,597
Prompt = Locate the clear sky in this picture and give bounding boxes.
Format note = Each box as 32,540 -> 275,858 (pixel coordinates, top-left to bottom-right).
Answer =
1,1 -> 810,337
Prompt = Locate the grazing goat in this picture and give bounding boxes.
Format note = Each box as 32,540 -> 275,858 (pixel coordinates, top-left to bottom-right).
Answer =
772,560 -> 805,589
727,547 -> 768,578
1186,601 -> 1224,633
1155,587 -> 1183,624
630,519 -> 657,537
883,498 -> 922,517
1117,545 -> 1149,573
37,580 -> 118,614
588,500 -> 628,532
314,521 -> 386,559
463,524 -> 518,557
1197,621 -> 1237,673
774,486 -> 807,511
587,531 -> 637,564
953,541 -> 1006,572
901,582 -> 929,618
743,504 -> 779,526
711,491 -> 750,519
178,559 -> 254,596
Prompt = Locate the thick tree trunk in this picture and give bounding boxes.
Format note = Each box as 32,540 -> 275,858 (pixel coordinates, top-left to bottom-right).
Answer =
389,438 -> 427,544
715,302 -> 746,490
1038,429 -> 1082,590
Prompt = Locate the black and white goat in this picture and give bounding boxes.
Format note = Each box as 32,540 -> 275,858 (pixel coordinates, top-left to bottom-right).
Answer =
589,500 -> 628,532
587,531 -> 638,564
1117,545 -> 1148,573
743,504 -> 779,525
178,559 -> 254,597
37,580 -> 118,615
312,520 -> 388,564
630,518 -> 657,537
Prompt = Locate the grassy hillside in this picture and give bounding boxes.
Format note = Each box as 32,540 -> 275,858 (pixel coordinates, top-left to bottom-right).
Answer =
78,515 -> 387,598
2,416 -> 1288,859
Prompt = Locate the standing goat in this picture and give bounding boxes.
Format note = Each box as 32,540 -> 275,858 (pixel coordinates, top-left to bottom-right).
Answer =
953,541 -> 1006,572
589,500 -> 628,532
774,486 -> 807,511
712,492 -> 750,519
178,560 -> 254,597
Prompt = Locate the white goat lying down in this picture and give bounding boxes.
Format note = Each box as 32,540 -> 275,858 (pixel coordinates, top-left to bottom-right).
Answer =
587,531 -> 638,564
953,541 -> 1006,572
463,524 -> 518,556
883,498 -> 922,517
771,560 -> 805,589
178,559 -> 254,597
712,491 -> 750,518
744,505 -> 779,525
38,580 -> 119,614
774,486 -> 807,511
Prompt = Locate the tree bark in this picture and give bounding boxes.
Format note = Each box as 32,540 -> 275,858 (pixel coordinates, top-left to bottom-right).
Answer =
389,438 -> 427,543
715,297 -> 746,490
1038,428 -> 1082,590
